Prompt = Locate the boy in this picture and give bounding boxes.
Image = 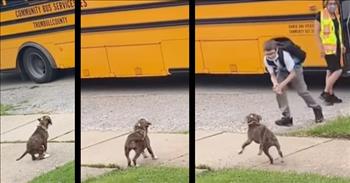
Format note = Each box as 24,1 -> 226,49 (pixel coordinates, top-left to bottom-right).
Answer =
263,40 -> 324,126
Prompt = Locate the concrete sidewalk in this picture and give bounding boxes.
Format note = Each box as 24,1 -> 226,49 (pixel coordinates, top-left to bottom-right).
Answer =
0,114 -> 75,183
81,130 -> 189,181
80,130 -> 350,180
196,131 -> 350,178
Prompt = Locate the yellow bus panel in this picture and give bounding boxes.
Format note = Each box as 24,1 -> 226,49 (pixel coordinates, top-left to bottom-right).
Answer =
81,0 -> 189,78
196,0 -> 331,75
0,0 -> 75,83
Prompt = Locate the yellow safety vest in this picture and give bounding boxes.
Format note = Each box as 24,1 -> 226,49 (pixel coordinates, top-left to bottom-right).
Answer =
320,8 -> 343,55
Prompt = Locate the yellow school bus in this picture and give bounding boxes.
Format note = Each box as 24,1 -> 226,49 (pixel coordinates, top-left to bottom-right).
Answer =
81,0 -> 189,78
0,0 -> 75,83
196,0 -> 350,76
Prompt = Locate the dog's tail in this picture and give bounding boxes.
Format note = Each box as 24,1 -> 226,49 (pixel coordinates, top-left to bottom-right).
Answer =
16,151 -> 28,161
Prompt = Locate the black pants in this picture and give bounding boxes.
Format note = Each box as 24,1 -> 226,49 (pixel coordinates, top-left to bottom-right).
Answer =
325,46 -> 342,73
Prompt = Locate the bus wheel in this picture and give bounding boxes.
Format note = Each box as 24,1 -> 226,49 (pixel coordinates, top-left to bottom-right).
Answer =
22,48 -> 57,83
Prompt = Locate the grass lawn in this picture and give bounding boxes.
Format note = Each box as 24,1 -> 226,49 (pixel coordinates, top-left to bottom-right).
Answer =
0,104 -> 14,115
196,169 -> 350,183
29,161 -> 75,183
84,166 -> 189,183
288,116 -> 350,139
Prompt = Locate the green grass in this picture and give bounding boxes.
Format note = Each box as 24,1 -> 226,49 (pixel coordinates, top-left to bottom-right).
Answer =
29,161 -> 75,183
196,169 -> 350,183
288,116 -> 350,139
0,104 -> 14,115
84,166 -> 189,183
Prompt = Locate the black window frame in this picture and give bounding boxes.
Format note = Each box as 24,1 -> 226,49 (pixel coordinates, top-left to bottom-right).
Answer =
340,0 -> 350,48
0,0 -> 51,12
5,0 -> 27,6
0,0 -> 28,11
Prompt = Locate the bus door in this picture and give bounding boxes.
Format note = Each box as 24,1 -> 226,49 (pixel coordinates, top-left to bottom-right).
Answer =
340,0 -> 350,76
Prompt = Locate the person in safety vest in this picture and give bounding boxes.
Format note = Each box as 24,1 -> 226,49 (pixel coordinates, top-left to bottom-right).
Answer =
315,0 -> 346,105
263,40 -> 324,127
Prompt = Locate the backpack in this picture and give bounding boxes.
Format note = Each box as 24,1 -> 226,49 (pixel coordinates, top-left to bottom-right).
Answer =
266,37 -> 307,69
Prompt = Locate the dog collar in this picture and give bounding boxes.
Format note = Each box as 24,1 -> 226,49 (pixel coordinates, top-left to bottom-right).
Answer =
38,125 -> 48,131
247,121 -> 259,126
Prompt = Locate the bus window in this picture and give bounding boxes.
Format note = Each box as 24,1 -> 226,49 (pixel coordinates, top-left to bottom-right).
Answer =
0,0 -> 6,7
5,0 -> 26,7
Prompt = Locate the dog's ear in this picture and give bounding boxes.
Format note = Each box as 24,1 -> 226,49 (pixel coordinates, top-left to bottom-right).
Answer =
245,114 -> 250,123
48,118 -> 52,125
38,117 -> 43,122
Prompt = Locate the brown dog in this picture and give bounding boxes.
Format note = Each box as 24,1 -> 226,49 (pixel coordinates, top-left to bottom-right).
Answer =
125,118 -> 157,167
16,115 -> 52,161
133,119 -> 157,160
238,113 -> 283,164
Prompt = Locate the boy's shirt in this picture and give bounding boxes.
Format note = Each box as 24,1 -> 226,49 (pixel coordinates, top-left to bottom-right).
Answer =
264,50 -> 295,74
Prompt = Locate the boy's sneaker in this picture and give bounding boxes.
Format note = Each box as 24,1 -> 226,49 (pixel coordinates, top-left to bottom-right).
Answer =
330,94 -> 342,103
319,91 -> 328,100
313,106 -> 324,123
322,92 -> 334,106
275,117 -> 293,127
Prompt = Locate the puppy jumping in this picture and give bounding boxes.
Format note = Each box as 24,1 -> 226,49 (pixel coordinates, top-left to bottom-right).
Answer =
238,113 -> 283,164
125,118 -> 157,167
16,115 -> 52,161
133,119 -> 157,160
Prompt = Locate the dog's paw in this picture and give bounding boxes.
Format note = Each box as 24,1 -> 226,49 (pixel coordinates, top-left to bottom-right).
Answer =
238,151 -> 243,155
152,156 -> 158,160
135,164 -> 140,167
44,153 -> 50,158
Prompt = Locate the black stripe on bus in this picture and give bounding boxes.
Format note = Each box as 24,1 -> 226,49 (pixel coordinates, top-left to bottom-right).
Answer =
81,1 -> 188,15
0,25 -> 74,41
81,19 -> 188,33
195,0 -> 275,5
196,13 -> 316,25
1,9 -> 74,26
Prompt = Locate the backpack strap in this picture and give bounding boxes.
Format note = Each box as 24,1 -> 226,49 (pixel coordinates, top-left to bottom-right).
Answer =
277,49 -> 286,68
266,49 -> 287,73
266,59 -> 277,73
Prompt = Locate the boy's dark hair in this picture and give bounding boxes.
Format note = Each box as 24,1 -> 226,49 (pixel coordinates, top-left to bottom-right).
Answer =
264,40 -> 278,51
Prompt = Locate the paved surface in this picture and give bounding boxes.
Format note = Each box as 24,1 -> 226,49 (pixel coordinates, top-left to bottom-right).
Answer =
1,114 -> 74,142
1,143 -> 74,183
80,130 -> 350,180
0,114 -> 75,183
81,77 -> 189,183
81,75 -> 189,132
0,70 -> 75,115
196,131 -> 350,178
196,74 -> 350,134
80,130 -> 189,180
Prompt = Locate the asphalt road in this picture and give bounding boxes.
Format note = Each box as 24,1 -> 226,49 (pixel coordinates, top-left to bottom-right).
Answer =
0,70 -> 75,115
196,73 -> 350,134
81,74 -> 189,132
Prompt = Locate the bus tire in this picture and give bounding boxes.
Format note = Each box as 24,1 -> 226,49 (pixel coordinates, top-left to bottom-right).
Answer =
22,47 -> 57,83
